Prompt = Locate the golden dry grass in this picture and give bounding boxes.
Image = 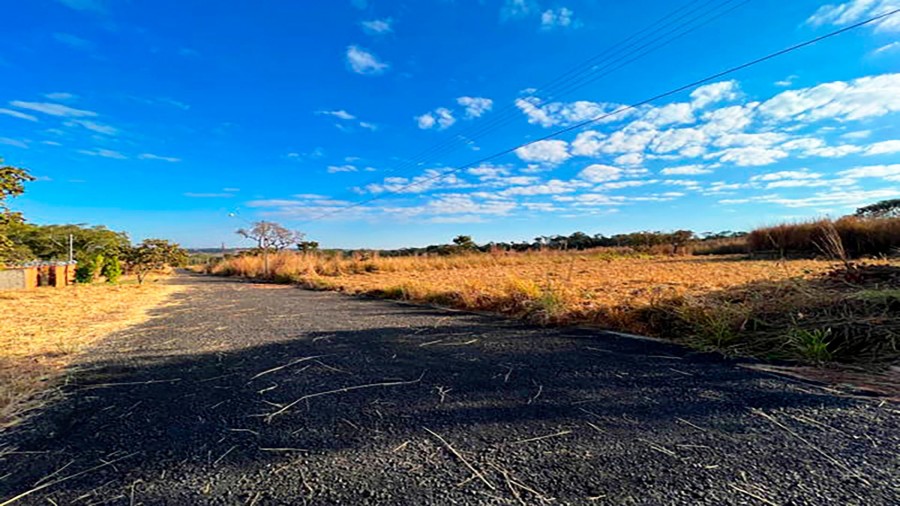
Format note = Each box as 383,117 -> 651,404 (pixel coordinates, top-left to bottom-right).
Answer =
213,251 -> 900,366
0,279 -> 182,429
213,251 -> 833,323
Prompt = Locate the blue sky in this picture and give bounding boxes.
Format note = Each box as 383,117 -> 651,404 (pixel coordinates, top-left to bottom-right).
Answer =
2,0 -> 899,249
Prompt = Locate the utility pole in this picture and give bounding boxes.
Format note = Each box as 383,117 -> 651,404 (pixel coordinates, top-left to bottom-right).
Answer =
68,234 -> 74,263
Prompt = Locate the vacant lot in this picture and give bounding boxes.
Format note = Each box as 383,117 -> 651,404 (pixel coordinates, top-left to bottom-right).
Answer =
0,280 -> 181,429
214,252 -> 900,366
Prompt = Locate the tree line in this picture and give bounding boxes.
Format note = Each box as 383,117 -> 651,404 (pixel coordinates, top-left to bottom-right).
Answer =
0,158 -> 187,283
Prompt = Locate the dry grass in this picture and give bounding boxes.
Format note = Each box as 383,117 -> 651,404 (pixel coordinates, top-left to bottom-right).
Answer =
213,251 -> 900,366
0,278 -> 182,429
748,216 -> 900,257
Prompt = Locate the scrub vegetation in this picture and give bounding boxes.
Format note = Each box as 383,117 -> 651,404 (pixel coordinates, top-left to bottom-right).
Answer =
212,210 -> 900,368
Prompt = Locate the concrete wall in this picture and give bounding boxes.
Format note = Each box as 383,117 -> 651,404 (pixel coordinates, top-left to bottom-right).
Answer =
0,268 -> 36,290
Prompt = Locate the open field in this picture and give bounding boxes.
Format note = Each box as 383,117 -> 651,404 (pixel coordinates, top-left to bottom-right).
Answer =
0,279 -> 181,429
213,251 -> 900,366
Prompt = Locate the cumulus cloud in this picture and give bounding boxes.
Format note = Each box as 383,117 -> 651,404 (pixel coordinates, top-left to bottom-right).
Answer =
540,7 -> 577,30
690,80 -> 739,108
516,96 -> 629,127
456,97 -> 493,118
579,164 -> 623,182
839,163 -> 900,180
757,73 -> 900,123
416,108 -> 455,130
501,0 -> 538,20
346,46 -> 388,75
660,164 -> 712,175
864,139 -> 900,155
514,140 -> 571,164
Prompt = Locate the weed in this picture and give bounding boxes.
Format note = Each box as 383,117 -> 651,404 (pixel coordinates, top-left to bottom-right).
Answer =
787,327 -> 833,363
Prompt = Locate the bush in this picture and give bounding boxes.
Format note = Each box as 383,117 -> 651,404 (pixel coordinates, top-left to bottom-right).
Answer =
101,256 -> 122,284
74,257 -> 96,283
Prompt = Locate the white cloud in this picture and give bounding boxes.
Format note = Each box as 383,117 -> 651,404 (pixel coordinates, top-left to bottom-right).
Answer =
642,102 -> 695,127
579,164 -> 623,182
839,163 -> 900,180
690,80 -> 739,108
456,97 -> 493,118
416,107 -> 455,130
78,148 -> 125,159
501,0 -> 537,20
660,164 -> 711,175
0,137 -> 28,149
614,153 -> 644,166
514,140 -> 571,164
10,100 -> 97,117
516,96 -> 629,127
499,179 -> 585,196
540,7 -> 577,30
712,146 -> 789,166
807,0 -> 900,33
649,127 -> 707,154
758,73 -> 900,123
361,19 -> 392,34
138,153 -> 181,162
327,164 -> 358,173
864,139 -> 900,155
751,169 -> 823,182
44,92 -> 75,101
874,41 -> 900,53
0,108 -> 37,121
65,119 -> 118,135
346,46 -> 388,75
318,110 -> 356,120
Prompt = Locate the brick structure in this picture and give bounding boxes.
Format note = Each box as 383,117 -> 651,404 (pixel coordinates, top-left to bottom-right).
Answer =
0,267 -> 38,290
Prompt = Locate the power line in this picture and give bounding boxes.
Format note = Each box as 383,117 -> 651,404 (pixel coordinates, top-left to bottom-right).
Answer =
325,0 -> 746,200
303,8 -> 899,225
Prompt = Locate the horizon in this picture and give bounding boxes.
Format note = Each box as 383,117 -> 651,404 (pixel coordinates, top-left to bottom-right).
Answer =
2,0 -> 899,249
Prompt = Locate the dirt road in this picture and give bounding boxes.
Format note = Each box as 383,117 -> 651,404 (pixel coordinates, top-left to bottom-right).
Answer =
2,275 -> 898,504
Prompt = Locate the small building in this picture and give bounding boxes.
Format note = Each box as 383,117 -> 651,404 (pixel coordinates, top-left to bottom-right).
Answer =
0,262 -> 76,290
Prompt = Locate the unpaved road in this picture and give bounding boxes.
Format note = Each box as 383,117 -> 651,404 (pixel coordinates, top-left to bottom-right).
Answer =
1,275 -> 898,505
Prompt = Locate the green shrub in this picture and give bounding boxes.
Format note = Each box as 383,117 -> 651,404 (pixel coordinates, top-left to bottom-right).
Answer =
74,257 -> 96,283
101,256 -> 122,284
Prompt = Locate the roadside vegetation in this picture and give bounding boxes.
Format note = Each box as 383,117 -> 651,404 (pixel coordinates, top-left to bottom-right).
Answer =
0,157 -> 188,429
213,203 -> 900,369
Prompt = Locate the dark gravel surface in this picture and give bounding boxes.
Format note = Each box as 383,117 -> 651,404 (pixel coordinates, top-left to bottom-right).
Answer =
1,274 -> 898,505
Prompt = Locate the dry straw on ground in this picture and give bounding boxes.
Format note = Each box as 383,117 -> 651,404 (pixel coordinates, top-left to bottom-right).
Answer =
0,279 -> 181,429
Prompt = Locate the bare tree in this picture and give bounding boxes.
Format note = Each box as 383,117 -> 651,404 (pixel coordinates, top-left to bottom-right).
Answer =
236,221 -> 304,276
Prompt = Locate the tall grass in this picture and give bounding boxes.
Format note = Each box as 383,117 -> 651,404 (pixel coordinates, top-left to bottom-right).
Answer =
748,216 -> 900,258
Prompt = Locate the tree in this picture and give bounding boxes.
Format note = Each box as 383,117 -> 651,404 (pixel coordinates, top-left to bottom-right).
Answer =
668,230 -> 695,255
237,221 -> 304,276
855,199 -> 900,219
124,239 -> 188,284
101,255 -> 122,284
452,235 -> 477,251
297,240 -> 319,252
0,159 -> 35,263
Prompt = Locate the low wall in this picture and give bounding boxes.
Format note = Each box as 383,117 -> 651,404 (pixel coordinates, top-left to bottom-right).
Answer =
0,267 -> 37,290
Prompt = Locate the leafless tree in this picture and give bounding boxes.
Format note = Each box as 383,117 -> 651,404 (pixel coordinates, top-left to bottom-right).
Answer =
237,221 -> 304,276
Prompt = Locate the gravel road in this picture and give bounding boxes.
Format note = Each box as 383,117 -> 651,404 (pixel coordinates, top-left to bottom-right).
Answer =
1,274 -> 898,505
